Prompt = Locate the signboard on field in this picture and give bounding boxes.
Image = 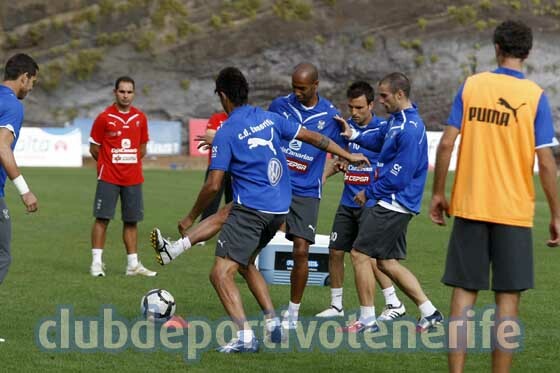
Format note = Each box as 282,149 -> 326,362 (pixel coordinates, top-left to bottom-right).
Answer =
72,118 -> 182,156
188,118 -> 209,157
14,127 -> 82,167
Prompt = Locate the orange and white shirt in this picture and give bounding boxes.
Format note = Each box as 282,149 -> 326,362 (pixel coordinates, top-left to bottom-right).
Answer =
447,67 -> 558,227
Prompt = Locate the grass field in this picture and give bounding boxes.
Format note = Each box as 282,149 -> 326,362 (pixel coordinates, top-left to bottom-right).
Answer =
0,167 -> 558,372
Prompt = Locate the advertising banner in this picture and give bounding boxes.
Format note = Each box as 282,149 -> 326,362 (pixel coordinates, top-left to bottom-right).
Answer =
188,118 -> 209,157
14,127 -> 82,167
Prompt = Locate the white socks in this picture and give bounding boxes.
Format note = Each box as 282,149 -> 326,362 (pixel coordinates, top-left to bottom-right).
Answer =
419,300 -> 437,318
359,306 -> 376,325
92,248 -> 103,264
382,286 -> 401,307
238,329 -> 255,343
127,253 -> 139,268
180,236 -> 192,251
265,317 -> 281,332
331,288 -> 343,310
287,301 -> 300,318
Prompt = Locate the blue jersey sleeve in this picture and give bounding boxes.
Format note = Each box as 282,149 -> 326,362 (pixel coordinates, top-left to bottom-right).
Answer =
209,129 -> 232,171
0,100 -> 24,135
535,93 -> 558,148
354,121 -> 388,152
276,115 -> 301,141
447,83 -> 465,129
366,128 -> 421,200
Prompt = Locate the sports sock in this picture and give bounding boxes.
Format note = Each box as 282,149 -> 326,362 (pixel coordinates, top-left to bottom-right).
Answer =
287,301 -> 300,318
180,236 -> 192,251
359,306 -> 376,325
331,288 -> 343,310
127,253 -> 139,268
419,300 -> 437,318
92,248 -> 103,264
237,329 -> 255,343
265,317 -> 280,331
382,286 -> 401,307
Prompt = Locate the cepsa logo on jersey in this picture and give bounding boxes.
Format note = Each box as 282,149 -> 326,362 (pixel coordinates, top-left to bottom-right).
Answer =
286,157 -> 308,173
344,172 -> 370,185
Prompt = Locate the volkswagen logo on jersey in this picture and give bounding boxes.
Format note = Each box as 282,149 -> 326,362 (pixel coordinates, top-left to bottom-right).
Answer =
267,158 -> 283,186
289,139 -> 302,151
317,120 -> 325,130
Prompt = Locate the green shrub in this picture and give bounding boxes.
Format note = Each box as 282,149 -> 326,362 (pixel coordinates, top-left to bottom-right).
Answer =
180,79 -> 191,91
362,35 -> 376,51
417,17 -> 428,30
447,5 -> 478,25
66,49 -> 104,80
273,0 -> 312,21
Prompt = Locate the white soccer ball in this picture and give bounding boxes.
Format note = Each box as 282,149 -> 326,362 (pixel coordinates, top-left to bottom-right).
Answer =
140,288 -> 176,321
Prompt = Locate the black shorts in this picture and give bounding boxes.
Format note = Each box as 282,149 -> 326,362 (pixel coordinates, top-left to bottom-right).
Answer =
353,205 -> 412,260
285,195 -> 320,244
442,217 -> 534,292
215,204 -> 286,266
329,205 -> 365,252
93,180 -> 144,222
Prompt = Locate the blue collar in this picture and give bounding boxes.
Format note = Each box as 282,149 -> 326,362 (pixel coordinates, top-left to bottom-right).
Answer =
493,67 -> 525,79
0,85 -> 16,95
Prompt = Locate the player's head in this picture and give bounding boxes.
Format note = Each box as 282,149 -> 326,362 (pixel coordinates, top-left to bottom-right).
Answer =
346,81 -> 375,125
215,67 -> 249,112
493,20 -> 532,60
3,53 -> 39,100
113,76 -> 135,111
377,72 -> 411,114
291,63 -> 319,107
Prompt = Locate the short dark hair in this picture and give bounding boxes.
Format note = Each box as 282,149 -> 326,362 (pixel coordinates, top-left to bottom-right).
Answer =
379,72 -> 411,98
493,20 -> 532,59
115,76 -> 135,90
347,81 -> 375,103
4,53 -> 39,81
215,67 -> 249,106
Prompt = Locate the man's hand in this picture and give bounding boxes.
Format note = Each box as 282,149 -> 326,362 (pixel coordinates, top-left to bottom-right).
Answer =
547,216 -> 560,247
178,216 -> 194,237
334,115 -> 353,139
21,191 -> 38,213
347,153 -> 370,167
195,134 -> 211,151
429,194 -> 449,226
353,190 -> 367,207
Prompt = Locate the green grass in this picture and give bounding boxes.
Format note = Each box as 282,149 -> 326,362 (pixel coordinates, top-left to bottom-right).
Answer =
0,168 -> 558,371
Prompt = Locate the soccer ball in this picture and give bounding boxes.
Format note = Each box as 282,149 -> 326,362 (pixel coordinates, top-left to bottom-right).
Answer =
140,288 -> 176,321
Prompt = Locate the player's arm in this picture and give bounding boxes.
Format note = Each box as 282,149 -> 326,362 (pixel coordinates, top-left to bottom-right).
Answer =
89,143 -> 100,161
178,169 -> 225,234
366,130 -> 419,200
430,125 -> 460,225
0,128 -> 37,212
296,127 -> 370,167
536,147 -> 560,247
139,143 -> 147,159
334,114 -> 386,152
196,129 -> 217,151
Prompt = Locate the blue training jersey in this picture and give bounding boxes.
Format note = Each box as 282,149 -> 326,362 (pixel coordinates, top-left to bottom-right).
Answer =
354,105 -> 428,214
340,116 -> 387,208
0,85 -> 24,198
268,93 -> 345,198
209,105 -> 301,214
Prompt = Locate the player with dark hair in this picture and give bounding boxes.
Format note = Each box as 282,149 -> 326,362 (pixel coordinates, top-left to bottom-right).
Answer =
430,20 -> 559,372
338,72 -> 442,333
152,66 -> 368,353
89,76 -> 156,277
0,53 -> 40,343
317,80 -> 405,321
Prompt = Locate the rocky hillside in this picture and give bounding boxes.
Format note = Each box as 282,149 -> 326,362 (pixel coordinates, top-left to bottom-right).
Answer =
1,0 -> 560,132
